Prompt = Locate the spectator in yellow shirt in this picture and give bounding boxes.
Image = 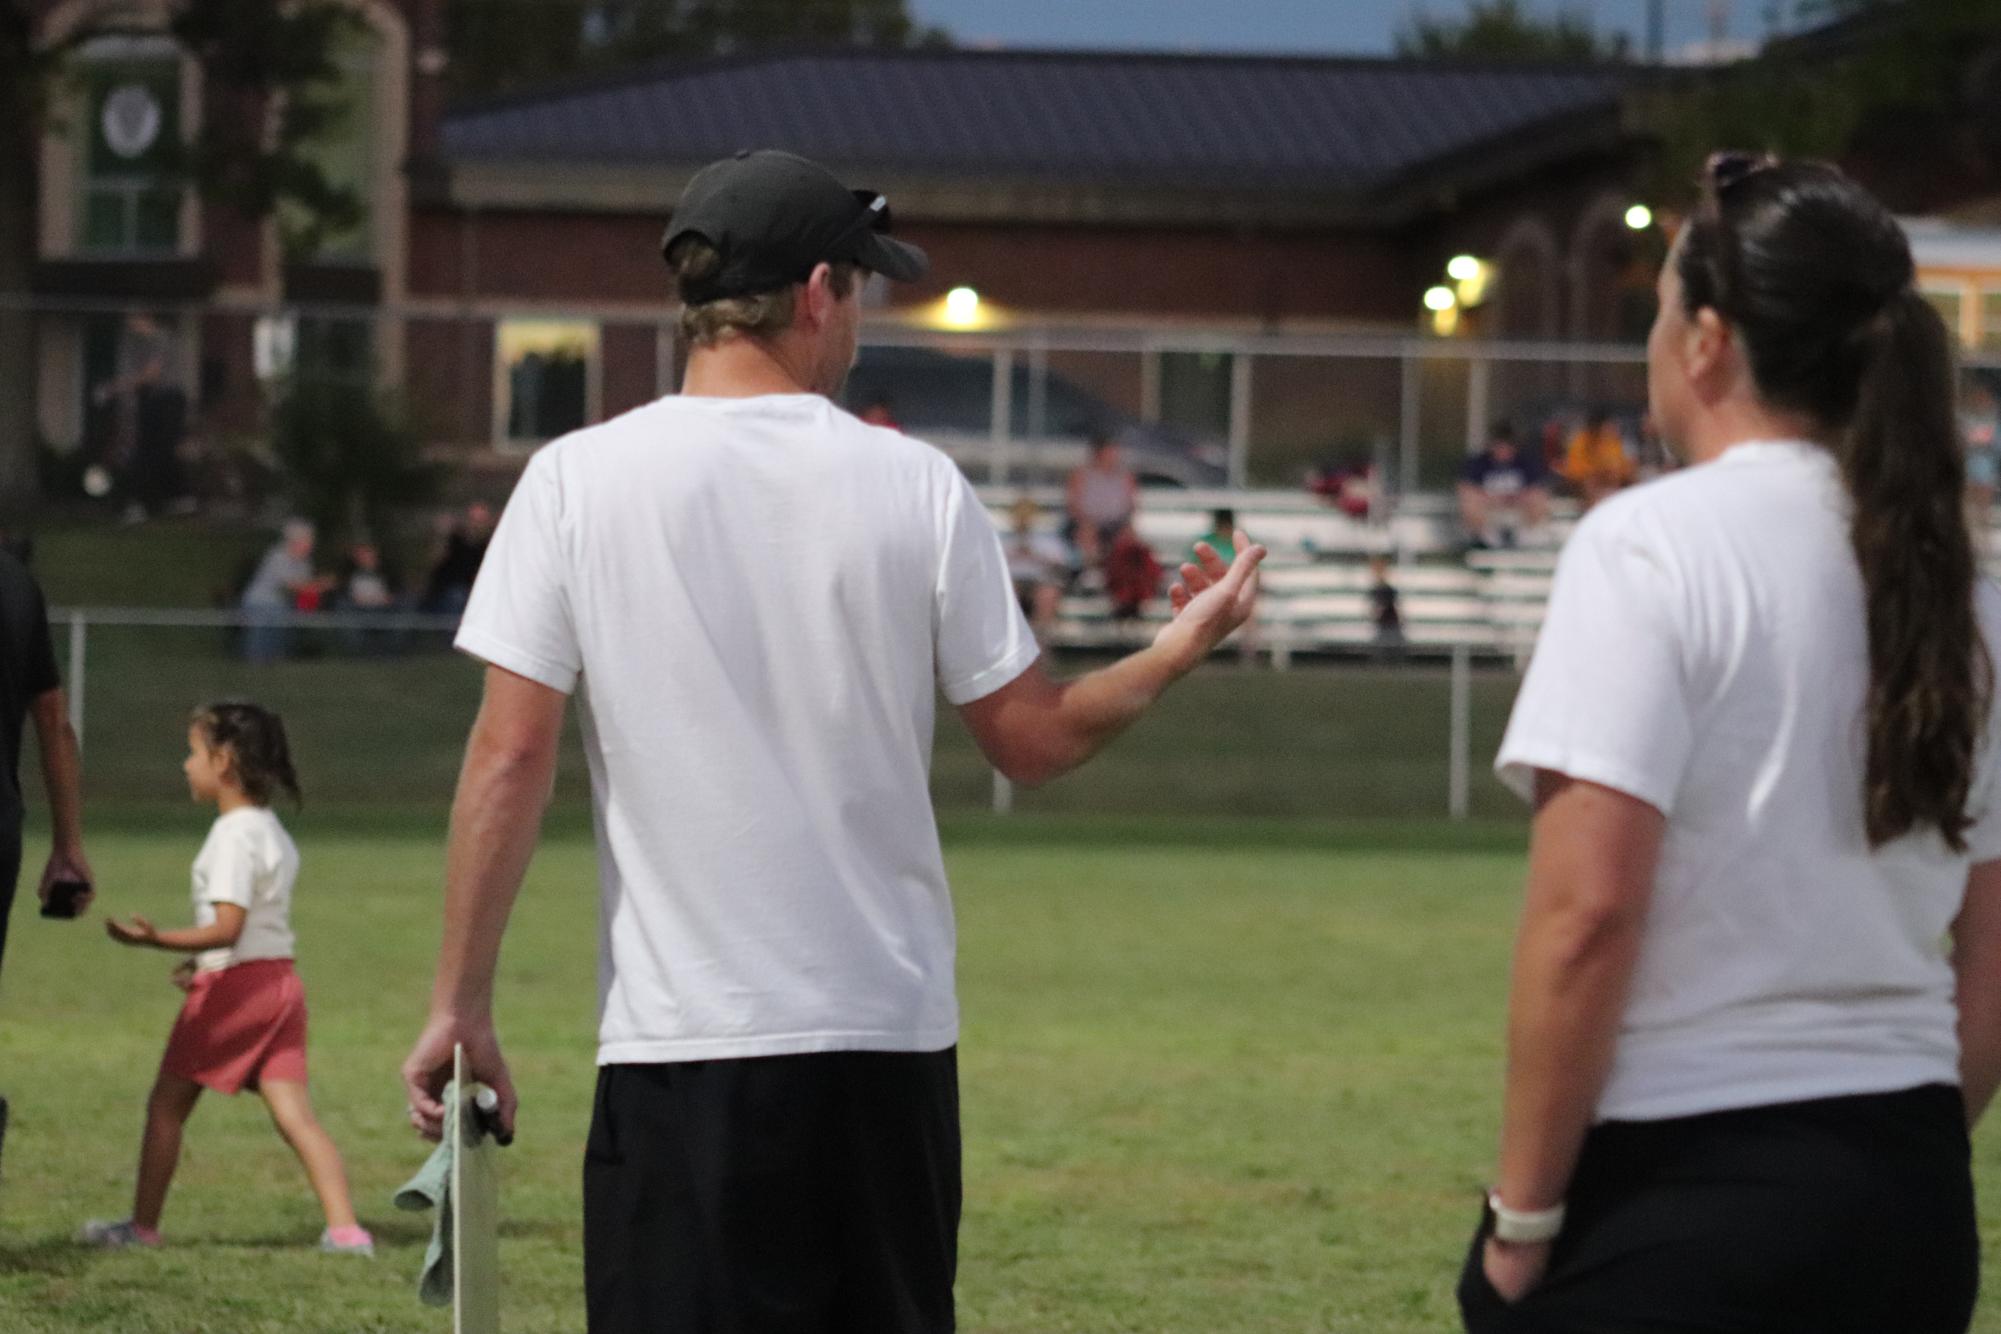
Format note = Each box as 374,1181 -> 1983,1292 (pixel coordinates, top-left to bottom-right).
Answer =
1559,410 -> 1636,510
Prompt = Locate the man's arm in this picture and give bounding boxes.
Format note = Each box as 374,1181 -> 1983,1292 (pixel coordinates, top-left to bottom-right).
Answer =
29,689 -> 90,912
401,665 -> 566,1140
958,537 -> 1263,786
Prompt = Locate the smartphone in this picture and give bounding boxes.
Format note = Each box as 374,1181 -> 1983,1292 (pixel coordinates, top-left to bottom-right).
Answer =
40,878 -> 90,920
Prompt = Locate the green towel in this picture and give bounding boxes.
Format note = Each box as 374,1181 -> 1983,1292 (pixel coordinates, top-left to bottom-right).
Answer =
393,1080 -> 462,1308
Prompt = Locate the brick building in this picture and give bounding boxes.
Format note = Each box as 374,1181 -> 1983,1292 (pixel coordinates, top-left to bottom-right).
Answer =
29,0 -> 447,453
418,48 -> 1650,458
27,8 -> 1685,475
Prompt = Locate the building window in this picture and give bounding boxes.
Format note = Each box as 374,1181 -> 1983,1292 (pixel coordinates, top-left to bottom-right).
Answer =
75,37 -> 184,256
281,31 -> 376,263
496,320 -> 598,447
1925,286 -> 1968,347
1981,288 -> 2001,354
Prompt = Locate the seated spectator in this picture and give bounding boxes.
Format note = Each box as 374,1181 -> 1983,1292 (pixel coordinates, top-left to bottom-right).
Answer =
1559,409 -> 1636,510
1193,508 -> 1239,564
422,501 -> 495,615
1538,416 -> 1567,474
1065,431 -> 1137,568
1307,458 -> 1377,521
1003,497 -> 1072,643
239,519 -> 334,664
1194,509 -> 1259,660
342,542 -> 398,612
1103,519 -> 1161,624
339,540 -> 403,655
857,396 -> 901,430
1457,422 -> 1550,549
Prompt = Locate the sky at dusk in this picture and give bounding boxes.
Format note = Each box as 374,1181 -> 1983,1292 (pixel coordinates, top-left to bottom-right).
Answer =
910,1 -> 1780,58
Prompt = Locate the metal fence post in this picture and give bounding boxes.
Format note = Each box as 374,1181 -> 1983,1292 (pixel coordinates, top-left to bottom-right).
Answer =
1026,338 -> 1049,442
1228,351 -> 1254,489
67,612 -> 86,752
1399,347 -> 1422,505
1466,355 -> 1491,454
1449,643 -> 1471,820
989,348 -> 1015,485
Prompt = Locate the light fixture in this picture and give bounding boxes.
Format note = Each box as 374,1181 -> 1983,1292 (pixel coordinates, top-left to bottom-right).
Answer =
1423,285 -> 1458,313
942,286 -> 982,329
1450,256 -> 1492,308
1625,203 -> 1655,232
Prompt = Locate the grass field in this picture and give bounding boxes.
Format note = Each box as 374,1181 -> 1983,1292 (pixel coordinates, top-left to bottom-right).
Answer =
5,818 -> 2001,1332
14,520 -> 2001,1329
60,626 -> 1526,824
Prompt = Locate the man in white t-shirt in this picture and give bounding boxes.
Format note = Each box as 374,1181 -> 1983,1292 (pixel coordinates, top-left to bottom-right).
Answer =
400,149 -> 1264,1334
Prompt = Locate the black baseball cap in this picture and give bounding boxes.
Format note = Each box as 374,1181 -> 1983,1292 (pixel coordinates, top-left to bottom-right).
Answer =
662,150 -> 929,304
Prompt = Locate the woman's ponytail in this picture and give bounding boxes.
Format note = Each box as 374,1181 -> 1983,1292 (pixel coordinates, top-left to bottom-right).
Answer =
1679,160 -> 1993,850
1840,290 -> 1990,849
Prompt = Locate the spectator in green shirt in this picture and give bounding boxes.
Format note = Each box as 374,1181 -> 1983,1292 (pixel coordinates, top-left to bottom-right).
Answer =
1192,509 -> 1238,565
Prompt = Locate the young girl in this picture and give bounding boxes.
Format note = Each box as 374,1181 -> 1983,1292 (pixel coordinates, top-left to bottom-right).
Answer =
82,702 -> 372,1255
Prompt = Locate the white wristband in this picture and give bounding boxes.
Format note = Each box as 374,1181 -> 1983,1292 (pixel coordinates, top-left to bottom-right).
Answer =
1488,1192 -> 1565,1244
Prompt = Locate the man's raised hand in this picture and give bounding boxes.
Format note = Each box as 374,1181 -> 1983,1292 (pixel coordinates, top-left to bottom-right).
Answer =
1156,529 -> 1266,668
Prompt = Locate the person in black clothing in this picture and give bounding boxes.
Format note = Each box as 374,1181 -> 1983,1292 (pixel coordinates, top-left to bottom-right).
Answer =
422,502 -> 496,615
1368,555 -> 1404,654
0,551 -> 91,971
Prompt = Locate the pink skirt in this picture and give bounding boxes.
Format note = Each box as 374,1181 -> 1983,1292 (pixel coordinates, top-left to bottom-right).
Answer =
161,958 -> 309,1094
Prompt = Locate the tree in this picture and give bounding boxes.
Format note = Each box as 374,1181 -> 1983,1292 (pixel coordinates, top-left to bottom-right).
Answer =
1395,0 -> 1629,63
1,2 -> 63,532
1634,0 -> 2001,214
167,0 -> 367,259
0,0 -> 365,530
269,379 -> 441,549
446,0 -> 950,100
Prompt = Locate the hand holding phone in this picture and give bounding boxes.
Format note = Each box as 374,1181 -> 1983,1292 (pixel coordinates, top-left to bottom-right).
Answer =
40,878 -> 91,920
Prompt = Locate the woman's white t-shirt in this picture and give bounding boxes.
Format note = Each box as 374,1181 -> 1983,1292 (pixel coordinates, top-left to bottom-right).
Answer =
190,806 -> 299,973
1499,440 -> 2001,1122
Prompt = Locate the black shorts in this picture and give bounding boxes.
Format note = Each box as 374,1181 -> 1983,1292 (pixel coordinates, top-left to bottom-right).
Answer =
1458,1083 -> 1978,1334
584,1049 -> 960,1334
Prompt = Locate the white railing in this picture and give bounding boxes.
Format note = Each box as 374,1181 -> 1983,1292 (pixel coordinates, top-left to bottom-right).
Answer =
55,607 -> 466,757
52,608 -> 1493,822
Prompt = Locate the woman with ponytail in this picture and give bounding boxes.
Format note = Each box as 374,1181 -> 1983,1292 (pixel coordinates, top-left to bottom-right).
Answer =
1461,156 -> 2001,1333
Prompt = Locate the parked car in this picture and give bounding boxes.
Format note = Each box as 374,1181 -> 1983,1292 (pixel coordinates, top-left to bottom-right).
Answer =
844,345 -> 1228,487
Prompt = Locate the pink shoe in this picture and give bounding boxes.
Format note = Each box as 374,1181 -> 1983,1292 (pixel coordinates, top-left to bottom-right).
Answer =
320,1226 -> 374,1257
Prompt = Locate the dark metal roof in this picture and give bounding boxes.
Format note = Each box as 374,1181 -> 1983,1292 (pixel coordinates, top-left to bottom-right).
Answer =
442,47 -> 1631,195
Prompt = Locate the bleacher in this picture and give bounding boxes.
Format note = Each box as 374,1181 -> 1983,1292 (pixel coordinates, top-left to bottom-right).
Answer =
983,487 -> 1571,662
989,486 -> 2001,663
